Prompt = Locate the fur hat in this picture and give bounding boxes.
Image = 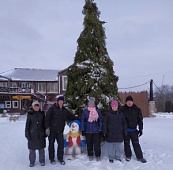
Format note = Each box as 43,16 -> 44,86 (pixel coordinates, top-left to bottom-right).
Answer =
69,120 -> 81,131
111,100 -> 118,107
57,95 -> 64,102
126,95 -> 133,102
32,101 -> 40,107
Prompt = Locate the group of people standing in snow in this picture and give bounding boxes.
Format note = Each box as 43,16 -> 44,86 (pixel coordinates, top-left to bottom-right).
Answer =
25,95 -> 147,167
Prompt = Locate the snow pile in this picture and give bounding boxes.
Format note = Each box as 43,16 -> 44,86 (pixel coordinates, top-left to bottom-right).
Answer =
0,113 -> 173,170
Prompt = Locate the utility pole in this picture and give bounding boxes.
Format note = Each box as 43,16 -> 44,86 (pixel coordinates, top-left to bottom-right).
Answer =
149,79 -> 156,116
149,79 -> 154,101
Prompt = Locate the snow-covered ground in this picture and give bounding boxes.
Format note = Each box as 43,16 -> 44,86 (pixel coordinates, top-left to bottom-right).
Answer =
0,113 -> 173,170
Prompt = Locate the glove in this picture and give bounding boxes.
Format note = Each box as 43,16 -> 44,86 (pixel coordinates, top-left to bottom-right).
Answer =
46,128 -> 50,136
138,130 -> 143,137
81,131 -> 85,136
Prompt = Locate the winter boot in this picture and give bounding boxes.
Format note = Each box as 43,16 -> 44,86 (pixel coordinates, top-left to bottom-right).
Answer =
29,163 -> 34,167
109,159 -> 114,163
40,162 -> 45,166
115,158 -> 122,162
89,156 -> 93,161
96,157 -> 101,162
50,160 -> 56,165
59,159 -> 65,165
138,158 -> 147,163
126,157 -> 131,161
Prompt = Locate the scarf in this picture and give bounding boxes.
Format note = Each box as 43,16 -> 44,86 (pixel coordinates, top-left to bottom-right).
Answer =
88,107 -> 99,122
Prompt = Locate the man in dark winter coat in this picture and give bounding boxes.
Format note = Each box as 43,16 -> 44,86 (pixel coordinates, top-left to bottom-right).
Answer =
25,101 -> 46,167
103,100 -> 127,163
121,95 -> 147,163
45,95 -> 77,165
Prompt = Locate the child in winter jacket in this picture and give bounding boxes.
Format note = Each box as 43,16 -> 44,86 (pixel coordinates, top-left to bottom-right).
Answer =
25,101 -> 46,167
103,100 -> 127,163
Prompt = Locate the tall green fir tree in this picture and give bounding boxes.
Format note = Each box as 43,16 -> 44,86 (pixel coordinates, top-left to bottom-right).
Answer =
65,0 -> 119,116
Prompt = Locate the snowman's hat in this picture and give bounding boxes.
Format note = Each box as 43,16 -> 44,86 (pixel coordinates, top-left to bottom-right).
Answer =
69,120 -> 81,131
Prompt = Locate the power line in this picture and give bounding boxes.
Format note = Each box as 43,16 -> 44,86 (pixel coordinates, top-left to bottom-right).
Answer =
119,71 -> 173,80
153,81 -> 163,93
119,80 -> 150,90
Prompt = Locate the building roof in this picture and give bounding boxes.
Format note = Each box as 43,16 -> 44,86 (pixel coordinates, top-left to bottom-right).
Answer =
58,66 -> 70,74
0,68 -> 60,81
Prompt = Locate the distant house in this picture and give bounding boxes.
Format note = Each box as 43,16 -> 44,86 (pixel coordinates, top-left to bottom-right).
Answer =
0,68 -> 60,114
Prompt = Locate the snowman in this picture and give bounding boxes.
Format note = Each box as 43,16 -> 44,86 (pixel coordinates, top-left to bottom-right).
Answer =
64,120 -> 86,159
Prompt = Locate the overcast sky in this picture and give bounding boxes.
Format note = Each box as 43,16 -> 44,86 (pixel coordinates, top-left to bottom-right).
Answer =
0,0 -> 173,92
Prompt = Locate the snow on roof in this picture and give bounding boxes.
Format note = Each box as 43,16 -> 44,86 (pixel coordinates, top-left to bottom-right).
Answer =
0,68 -> 60,81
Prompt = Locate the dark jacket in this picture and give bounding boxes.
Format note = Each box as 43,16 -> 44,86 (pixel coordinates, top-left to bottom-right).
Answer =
45,103 -> 76,133
81,108 -> 102,133
121,104 -> 143,131
103,109 -> 127,142
25,109 -> 46,150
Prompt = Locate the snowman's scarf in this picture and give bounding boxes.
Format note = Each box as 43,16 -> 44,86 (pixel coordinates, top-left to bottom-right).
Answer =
68,132 -> 81,147
69,131 -> 81,138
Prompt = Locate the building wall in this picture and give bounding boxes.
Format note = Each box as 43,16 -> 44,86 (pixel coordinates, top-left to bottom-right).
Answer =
58,69 -> 68,95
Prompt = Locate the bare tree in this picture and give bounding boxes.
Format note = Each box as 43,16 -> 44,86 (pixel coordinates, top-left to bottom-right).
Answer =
154,85 -> 173,112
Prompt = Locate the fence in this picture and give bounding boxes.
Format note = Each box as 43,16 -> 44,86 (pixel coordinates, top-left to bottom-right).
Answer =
119,91 -> 149,117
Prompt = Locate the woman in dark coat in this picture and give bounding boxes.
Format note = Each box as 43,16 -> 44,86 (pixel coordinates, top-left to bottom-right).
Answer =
103,100 -> 127,163
81,97 -> 103,161
25,101 -> 46,167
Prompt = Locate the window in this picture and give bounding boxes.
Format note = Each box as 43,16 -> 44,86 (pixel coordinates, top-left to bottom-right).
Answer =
12,101 -> 18,108
0,82 -> 8,87
11,82 -> 17,87
0,103 -> 5,108
35,83 -> 46,92
47,82 -> 58,92
5,101 -> 11,108
62,76 -> 67,90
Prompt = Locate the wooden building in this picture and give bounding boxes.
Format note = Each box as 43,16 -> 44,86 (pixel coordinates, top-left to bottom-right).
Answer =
0,68 -> 60,114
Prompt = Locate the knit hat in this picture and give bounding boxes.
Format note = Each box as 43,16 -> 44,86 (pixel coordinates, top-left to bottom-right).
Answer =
69,120 -> 81,131
57,95 -> 64,102
126,95 -> 133,102
88,98 -> 95,106
111,100 -> 118,107
32,101 -> 40,107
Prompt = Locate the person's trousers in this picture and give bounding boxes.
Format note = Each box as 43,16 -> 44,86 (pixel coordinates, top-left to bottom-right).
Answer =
29,149 -> 45,164
85,133 -> 101,157
48,131 -> 64,161
107,142 -> 123,160
124,130 -> 143,159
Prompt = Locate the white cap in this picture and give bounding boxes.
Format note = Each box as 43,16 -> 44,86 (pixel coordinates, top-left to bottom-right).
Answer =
32,101 -> 40,107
